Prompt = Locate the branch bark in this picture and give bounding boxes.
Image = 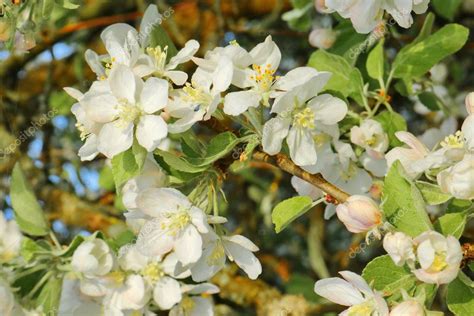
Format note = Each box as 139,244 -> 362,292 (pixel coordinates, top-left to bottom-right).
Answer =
253,151 -> 351,203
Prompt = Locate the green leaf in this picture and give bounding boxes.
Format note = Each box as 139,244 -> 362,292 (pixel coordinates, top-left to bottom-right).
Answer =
362,255 -> 416,296
54,0 -> 81,9
447,275 -> 474,316
432,0 -> 462,21
434,211 -> 468,238
329,20 -> 367,64
392,24 -> 469,80
382,161 -> 433,237
21,238 -> 51,262
111,144 -> 146,191
272,196 -> 313,233
412,13 -> 435,45
418,92 -> 444,112
54,235 -> 85,257
188,132 -> 242,167
10,163 -> 49,236
149,22 -> 178,62
416,181 -> 452,205
41,0 -> 55,19
36,275 -> 63,314
366,39 -> 385,80
282,3 -> 313,32
374,111 -> 407,147
308,50 -> 365,105
155,150 -> 209,174
447,199 -> 473,214
99,165 -> 115,191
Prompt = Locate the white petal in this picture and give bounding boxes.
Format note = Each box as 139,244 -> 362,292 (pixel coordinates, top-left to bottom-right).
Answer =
222,235 -> 259,252
137,188 -> 190,216
309,94 -> 347,125
140,77 -> 169,113
191,241 -> 225,282
81,93 -> 119,123
109,65 -> 137,103
139,4 -> 160,46
262,117 -> 291,155
212,55 -> 233,92
314,278 -> 364,306
136,115 -> 168,151
339,271 -> 372,296
273,67 -> 323,91
166,70 -> 189,86
249,35 -> 281,68
136,219 -> 174,257
167,40 -> 200,70
101,23 -> 137,46
153,277 -> 182,310
287,127 -> 317,166
223,240 -> 262,279
174,225 -> 203,266
64,87 -> 84,101
223,90 -> 261,116
97,122 -> 134,158
78,135 -> 99,161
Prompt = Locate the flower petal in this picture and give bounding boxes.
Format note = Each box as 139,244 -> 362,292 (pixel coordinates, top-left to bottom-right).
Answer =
153,277 -> 182,310
140,77 -> 169,113
97,122 -> 134,158
136,115 -> 168,152
223,90 -> 261,116
262,117 -> 291,155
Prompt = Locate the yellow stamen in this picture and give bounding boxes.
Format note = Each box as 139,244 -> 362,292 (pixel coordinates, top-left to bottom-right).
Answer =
293,108 -> 316,129
441,131 -> 464,149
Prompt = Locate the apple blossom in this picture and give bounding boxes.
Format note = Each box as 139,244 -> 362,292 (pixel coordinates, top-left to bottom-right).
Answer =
79,64 -> 169,158
58,279 -> 102,316
71,239 -> 115,278
389,300 -> 425,316
262,73 -> 347,166
383,232 -> 416,267
135,188 -> 209,266
437,154 -> 474,200
0,213 -> 22,262
169,283 -> 219,316
191,232 -> 262,282
314,271 -> 389,315
351,119 -> 389,159
325,0 -> 430,34
308,27 -> 337,49
412,231 -> 462,284
336,195 -> 382,234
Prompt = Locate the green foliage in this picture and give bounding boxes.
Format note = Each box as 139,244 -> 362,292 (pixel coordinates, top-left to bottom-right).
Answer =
417,92 -> 445,112
149,20 -> 178,62
382,161 -> 433,237
329,21 -> 367,64
447,275 -> 474,316
374,111 -> 407,147
36,275 -> 63,314
21,238 -> 51,262
416,181 -> 452,205
272,196 -> 313,233
432,0 -> 463,21
362,255 -> 416,297
10,163 -> 49,236
111,142 -> 147,191
392,24 -> 469,80
366,39 -> 385,81
434,211 -> 468,238
308,50 -> 365,105
49,90 -> 76,116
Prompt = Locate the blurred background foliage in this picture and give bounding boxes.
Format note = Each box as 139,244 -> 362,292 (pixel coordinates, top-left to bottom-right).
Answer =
0,0 -> 473,314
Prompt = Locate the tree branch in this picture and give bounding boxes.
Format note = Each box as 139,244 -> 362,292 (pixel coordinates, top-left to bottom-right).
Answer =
252,151 -> 350,203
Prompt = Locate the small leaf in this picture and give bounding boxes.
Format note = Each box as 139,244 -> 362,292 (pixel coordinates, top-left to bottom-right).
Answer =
447,275 -> 474,316
111,145 -> 146,191
10,163 -> 49,236
446,199 -> 473,214
418,92 -> 444,112
434,211 -> 468,238
155,150 -> 209,174
21,238 -> 51,262
416,181 -> 452,205
308,50 -> 365,105
149,23 -> 178,62
382,161 -> 433,237
362,255 -> 416,296
366,39 -> 385,81
272,196 -> 313,233
432,0 -> 462,21
374,111 -> 407,147
392,24 -> 469,80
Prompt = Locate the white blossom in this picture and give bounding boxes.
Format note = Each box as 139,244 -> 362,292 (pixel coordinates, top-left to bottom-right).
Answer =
336,195 -> 382,234
383,232 -> 416,267
0,213 -> 22,262
314,271 -> 389,315
71,239 -> 115,278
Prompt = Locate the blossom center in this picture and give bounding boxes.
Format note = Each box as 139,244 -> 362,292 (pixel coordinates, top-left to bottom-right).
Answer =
75,123 -> 90,141
293,108 -> 316,129
427,252 -> 448,273
162,210 -> 192,236
146,45 -> 168,75
106,271 -> 126,286
441,131 -> 464,149
347,301 -> 374,316
181,297 -> 196,312
116,100 -> 143,127
141,262 -> 164,283
250,64 -> 277,95
206,242 -> 225,266
340,162 -> 358,181
182,83 -> 213,107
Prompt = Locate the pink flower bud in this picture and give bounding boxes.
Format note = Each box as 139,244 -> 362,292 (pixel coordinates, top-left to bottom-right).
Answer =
466,92 -> 474,115
308,28 -> 337,49
389,300 -> 424,316
336,195 -> 382,233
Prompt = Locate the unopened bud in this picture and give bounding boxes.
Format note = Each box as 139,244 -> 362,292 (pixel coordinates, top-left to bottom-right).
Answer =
465,92 -> 474,115
308,28 -> 337,49
336,195 -> 382,233
389,300 -> 424,316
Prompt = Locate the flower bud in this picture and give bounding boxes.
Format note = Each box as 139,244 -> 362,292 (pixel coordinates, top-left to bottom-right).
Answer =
437,154 -> 474,201
308,28 -> 337,49
466,92 -> 474,115
389,300 -> 424,316
71,239 -> 115,278
336,195 -> 382,233
383,232 -> 415,266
